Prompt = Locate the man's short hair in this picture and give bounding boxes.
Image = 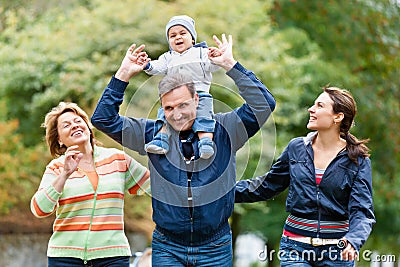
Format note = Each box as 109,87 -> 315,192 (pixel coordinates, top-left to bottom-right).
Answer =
158,73 -> 196,99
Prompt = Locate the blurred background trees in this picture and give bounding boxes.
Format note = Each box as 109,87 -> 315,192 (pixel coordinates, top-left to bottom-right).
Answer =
0,0 -> 399,265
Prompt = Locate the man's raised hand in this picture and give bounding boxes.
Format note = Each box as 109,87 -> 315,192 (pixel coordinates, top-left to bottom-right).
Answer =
208,34 -> 237,71
116,44 -> 150,82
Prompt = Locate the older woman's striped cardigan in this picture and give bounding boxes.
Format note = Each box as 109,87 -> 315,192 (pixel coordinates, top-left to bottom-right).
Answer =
30,146 -> 150,261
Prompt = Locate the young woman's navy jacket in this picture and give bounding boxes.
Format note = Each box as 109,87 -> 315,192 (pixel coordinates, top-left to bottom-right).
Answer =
235,131 -> 375,252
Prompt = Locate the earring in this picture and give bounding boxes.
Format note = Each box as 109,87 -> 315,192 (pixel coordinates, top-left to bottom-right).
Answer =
59,142 -> 63,147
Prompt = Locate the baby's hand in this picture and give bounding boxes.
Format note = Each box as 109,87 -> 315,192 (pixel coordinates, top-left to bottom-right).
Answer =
208,47 -> 222,58
137,53 -> 150,66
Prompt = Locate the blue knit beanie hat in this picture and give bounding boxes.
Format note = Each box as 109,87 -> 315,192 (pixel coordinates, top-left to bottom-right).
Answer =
165,15 -> 197,43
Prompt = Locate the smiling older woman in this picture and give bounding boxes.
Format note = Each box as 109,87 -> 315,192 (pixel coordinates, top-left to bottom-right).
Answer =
30,102 -> 150,267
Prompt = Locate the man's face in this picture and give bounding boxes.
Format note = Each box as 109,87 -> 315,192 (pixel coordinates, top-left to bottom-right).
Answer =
161,85 -> 198,132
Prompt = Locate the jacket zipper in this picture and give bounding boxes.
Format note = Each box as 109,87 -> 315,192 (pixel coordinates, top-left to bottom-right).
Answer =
181,133 -> 195,244
188,170 -> 194,244
314,152 -> 344,238
307,136 -> 347,239
316,184 -> 321,238
199,47 -> 207,79
189,148 -> 195,245
306,144 -> 323,238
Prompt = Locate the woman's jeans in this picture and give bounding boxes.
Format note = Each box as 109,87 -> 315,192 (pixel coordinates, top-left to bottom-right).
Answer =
152,229 -> 233,266
48,256 -> 130,267
279,236 -> 354,267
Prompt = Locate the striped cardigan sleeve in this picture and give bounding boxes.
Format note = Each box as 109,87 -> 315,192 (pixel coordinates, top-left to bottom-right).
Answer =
30,163 -> 62,217
124,153 -> 150,195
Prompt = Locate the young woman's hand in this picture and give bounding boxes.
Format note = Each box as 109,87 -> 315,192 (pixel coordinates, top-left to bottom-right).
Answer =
341,239 -> 358,261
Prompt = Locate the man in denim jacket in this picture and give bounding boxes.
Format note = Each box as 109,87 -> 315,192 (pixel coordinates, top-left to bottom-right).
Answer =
91,34 -> 276,266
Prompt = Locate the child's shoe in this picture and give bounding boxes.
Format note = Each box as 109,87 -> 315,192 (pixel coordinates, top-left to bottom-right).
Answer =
198,137 -> 214,159
145,133 -> 169,154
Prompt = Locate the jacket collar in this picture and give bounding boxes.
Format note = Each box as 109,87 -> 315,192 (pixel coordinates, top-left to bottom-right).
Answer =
193,41 -> 208,48
303,131 -> 318,146
303,131 -> 348,157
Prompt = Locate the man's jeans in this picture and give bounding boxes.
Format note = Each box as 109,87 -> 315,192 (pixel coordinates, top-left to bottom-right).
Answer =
279,236 -> 354,267
152,229 -> 233,266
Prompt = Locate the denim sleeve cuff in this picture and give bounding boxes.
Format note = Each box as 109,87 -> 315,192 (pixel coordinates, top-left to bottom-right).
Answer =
109,76 -> 129,93
226,62 -> 246,79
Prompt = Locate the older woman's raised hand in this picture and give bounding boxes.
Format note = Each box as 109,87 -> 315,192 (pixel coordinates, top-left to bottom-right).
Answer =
63,145 -> 83,177
51,145 -> 83,193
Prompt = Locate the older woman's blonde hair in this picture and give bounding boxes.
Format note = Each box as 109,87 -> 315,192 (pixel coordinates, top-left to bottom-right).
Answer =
42,102 -> 98,158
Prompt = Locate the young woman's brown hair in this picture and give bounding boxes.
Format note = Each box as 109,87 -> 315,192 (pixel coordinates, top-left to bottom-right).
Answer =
324,86 -> 370,164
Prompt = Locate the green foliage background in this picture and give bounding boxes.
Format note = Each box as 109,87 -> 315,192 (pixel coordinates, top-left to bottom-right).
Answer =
0,0 -> 399,265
